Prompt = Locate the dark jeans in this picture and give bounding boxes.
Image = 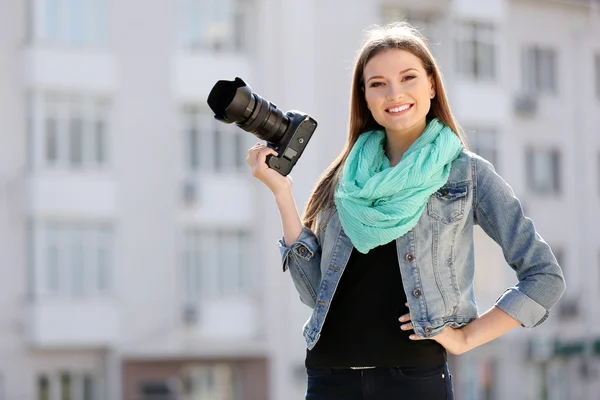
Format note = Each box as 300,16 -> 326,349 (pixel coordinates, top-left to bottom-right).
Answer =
305,363 -> 453,400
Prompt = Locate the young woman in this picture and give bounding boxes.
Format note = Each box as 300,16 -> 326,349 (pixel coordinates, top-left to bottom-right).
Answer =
247,23 -> 565,400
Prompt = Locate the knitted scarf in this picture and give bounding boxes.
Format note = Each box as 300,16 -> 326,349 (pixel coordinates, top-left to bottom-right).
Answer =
334,118 -> 463,254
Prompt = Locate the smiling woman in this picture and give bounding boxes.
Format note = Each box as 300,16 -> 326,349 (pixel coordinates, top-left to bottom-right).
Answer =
363,50 -> 436,166
246,22 -> 566,400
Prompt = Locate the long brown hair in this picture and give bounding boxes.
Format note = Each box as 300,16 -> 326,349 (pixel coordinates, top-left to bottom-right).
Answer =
302,22 -> 468,232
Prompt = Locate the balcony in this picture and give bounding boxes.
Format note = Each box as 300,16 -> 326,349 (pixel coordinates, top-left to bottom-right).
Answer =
173,52 -> 254,102
23,47 -> 116,93
26,298 -> 119,348
178,296 -> 265,357
27,173 -> 117,218
178,174 -> 254,226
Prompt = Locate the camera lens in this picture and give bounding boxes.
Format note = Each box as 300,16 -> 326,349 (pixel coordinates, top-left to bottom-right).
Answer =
207,77 -> 289,144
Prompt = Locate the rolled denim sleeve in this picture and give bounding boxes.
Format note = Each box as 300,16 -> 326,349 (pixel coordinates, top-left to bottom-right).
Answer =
473,155 -> 566,328
278,226 -> 322,308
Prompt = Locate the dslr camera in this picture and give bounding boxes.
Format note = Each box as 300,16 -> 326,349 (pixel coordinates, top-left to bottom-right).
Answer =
207,77 -> 317,176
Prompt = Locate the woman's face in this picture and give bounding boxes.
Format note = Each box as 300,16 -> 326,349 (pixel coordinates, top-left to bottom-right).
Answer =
363,48 -> 435,136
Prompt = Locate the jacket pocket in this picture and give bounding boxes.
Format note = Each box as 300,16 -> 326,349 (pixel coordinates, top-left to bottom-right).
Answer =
427,182 -> 469,224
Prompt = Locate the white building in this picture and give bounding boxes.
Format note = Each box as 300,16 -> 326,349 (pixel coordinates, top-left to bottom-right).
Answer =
0,0 -> 598,399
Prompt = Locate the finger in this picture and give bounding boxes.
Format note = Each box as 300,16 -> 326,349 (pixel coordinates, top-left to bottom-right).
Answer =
248,145 -> 267,164
398,313 -> 411,322
258,147 -> 277,160
400,323 -> 414,331
256,147 -> 278,167
400,323 -> 413,331
409,335 -> 427,340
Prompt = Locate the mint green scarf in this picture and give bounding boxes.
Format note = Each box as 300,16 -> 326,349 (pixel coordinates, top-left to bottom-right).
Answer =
334,118 -> 463,254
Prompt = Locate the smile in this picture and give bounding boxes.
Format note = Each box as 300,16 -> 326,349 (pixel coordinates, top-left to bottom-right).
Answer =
385,104 -> 413,115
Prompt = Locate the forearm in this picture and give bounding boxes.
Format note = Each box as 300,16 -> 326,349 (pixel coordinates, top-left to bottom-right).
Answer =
275,189 -> 303,247
462,306 -> 520,351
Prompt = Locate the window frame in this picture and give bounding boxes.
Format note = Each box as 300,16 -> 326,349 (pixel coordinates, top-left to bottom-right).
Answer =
526,147 -> 561,195
456,21 -> 497,81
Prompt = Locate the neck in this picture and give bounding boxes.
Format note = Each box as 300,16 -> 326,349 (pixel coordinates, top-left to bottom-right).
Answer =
384,119 -> 427,167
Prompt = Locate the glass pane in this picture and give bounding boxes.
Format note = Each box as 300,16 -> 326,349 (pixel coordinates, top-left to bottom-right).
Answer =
596,54 -> 600,100
45,117 -> 58,163
67,0 -> 86,44
220,232 -> 238,295
38,375 -> 50,400
233,4 -> 246,51
183,0 -> 237,51
92,0 -> 108,45
214,124 -> 223,172
478,43 -> 495,80
83,374 -> 94,400
552,150 -> 560,193
189,128 -> 199,170
47,242 -> 60,294
198,111 -> 215,171
69,117 -> 83,168
193,232 -> 202,297
234,132 -> 245,170
71,228 -> 85,297
95,120 -> 105,165
45,0 -> 62,41
46,223 -> 61,295
98,226 -> 112,293
60,373 -> 72,400
97,239 -> 110,293
183,233 -> 193,299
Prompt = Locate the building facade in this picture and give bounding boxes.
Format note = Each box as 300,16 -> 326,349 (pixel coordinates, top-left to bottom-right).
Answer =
0,0 -> 598,399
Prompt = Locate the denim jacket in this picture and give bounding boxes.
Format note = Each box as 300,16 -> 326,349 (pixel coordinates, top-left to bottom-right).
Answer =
278,150 -> 566,350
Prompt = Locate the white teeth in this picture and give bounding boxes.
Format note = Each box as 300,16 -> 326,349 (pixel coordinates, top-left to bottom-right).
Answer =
387,104 -> 411,113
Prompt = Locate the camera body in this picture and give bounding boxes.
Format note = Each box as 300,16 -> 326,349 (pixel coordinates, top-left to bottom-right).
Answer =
207,77 -> 317,176
265,111 -> 317,176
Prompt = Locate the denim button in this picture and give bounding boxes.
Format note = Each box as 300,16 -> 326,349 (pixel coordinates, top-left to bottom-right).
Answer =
299,247 -> 307,256
425,326 -> 433,334
405,253 -> 415,262
413,289 -> 422,298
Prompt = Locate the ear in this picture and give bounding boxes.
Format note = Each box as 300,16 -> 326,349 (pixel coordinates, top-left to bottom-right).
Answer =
429,76 -> 436,99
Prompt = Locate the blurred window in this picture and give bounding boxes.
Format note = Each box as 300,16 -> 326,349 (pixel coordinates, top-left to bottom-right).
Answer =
526,147 -> 561,195
523,47 -> 557,94
181,364 -> 241,400
83,374 -> 95,400
381,7 -> 435,43
456,21 -> 496,80
182,106 -> 246,173
32,0 -> 108,46
32,93 -> 110,171
60,373 -> 72,400
181,0 -> 248,52
182,230 -> 251,298
37,375 -> 50,400
29,222 -> 113,299
36,373 -> 97,400
465,128 -> 499,171
595,53 -> 600,100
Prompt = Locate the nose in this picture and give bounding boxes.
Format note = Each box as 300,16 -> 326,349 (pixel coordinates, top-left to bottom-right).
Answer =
386,82 -> 404,101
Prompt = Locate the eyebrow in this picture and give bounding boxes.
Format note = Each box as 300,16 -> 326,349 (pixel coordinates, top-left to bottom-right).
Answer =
366,68 -> 419,83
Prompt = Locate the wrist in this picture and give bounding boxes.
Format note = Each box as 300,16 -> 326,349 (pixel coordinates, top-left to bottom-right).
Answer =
274,186 -> 293,203
459,325 -> 473,353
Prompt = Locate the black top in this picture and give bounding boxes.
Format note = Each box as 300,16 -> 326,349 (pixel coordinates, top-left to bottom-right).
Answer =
305,240 -> 447,368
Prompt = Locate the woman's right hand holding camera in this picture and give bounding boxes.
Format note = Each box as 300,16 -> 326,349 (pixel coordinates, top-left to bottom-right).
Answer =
247,142 -> 292,197
247,142 -> 303,245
